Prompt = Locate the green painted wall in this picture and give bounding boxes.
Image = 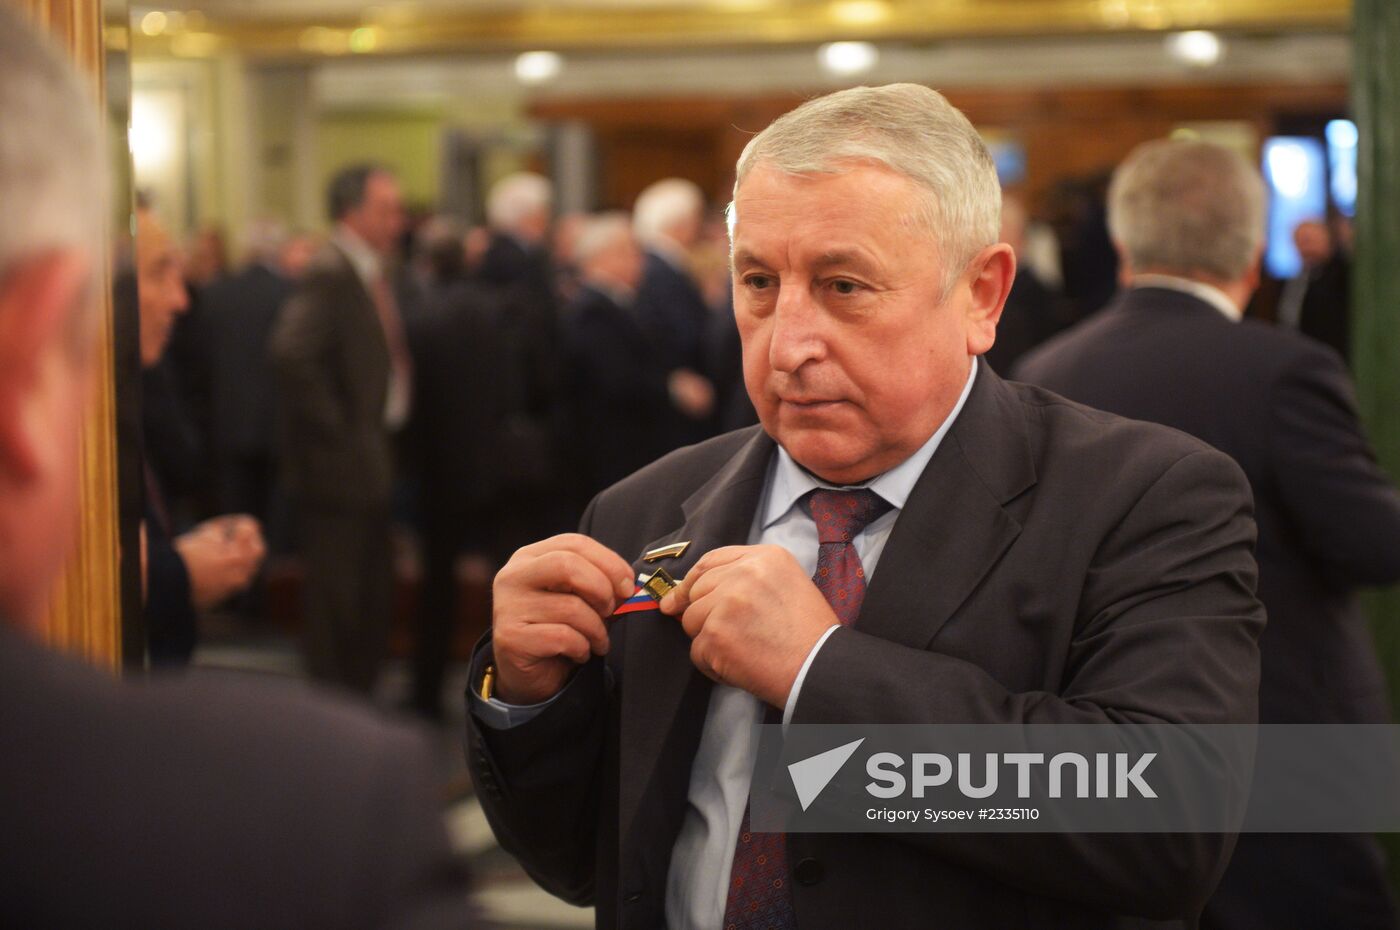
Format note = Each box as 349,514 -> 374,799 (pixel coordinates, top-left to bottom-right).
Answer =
316,108 -> 445,214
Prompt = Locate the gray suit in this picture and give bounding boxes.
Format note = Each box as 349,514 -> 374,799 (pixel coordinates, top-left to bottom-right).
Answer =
0,626 -> 474,929
467,367 -> 1266,929
272,244 -> 394,692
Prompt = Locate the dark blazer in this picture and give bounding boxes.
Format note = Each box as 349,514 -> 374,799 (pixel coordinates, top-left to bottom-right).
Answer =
1014,286 -> 1400,930
468,367 -> 1265,929
1295,253 -> 1352,365
0,626 -> 474,929
634,251 -> 710,375
562,284 -> 674,500
271,244 -> 392,512
203,262 -> 291,458
1014,286 -> 1400,725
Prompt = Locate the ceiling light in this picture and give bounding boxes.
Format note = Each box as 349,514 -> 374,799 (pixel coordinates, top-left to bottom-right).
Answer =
139,10 -> 168,36
515,50 -> 563,85
818,41 -> 878,76
1165,30 -> 1223,67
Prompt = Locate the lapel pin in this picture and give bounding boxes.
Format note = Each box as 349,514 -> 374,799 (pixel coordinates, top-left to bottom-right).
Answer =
613,567 -> 680,617
643,541 -> 691,562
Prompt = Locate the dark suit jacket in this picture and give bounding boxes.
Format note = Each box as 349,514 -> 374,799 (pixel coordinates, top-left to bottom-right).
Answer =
1015,286 -> 1400,725
562,285 -> 674,500
467,367 -> 1265,929
271,244 -> 392,513
202,262 -> 292,458
1014,287 -> 1400,930
0,626 -> 474,929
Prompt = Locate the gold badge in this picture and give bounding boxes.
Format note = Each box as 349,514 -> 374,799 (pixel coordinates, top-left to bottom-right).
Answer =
642,567 -> 679,601
643,541 -> 691,562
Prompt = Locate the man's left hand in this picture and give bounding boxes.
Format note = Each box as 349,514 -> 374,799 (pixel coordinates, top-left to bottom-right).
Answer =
658,545 -> 838,708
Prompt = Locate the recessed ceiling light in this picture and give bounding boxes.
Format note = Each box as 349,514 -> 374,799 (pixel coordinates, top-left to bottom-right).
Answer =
1165,30 -> 1223,67
818,41 -> 878,76
515,50 -> 563,85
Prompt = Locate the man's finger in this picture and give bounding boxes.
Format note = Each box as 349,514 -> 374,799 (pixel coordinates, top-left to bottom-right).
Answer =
514,549 -> 629,618
659,546 -> 753,615
518,593 -> 611,656
515,533 -> 635,601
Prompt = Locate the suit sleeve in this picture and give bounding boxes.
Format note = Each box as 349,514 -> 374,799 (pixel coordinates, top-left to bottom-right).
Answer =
270,276 -> 347,438
1267,343 -> 1400,586
792,448 -> 1265,919
461,500 -> 610,906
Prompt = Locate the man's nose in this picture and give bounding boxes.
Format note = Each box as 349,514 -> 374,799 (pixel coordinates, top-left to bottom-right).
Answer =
768,283 -> 826,374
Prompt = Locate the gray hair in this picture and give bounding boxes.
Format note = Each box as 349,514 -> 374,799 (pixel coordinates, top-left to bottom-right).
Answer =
573,211 -> 633,266
1108,138 -> 1265,282
0,7 -> 104,340
730,83 -> 1001,294
633,178 -> 703,247
486,172 -> 552,232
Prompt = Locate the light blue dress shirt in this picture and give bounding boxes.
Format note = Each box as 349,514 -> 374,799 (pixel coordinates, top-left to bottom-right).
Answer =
472,359 -> 980,928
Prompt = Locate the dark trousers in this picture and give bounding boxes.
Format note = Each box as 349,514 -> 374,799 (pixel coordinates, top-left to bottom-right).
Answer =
298,505 -> 392,694
1203,833 -> 1399,930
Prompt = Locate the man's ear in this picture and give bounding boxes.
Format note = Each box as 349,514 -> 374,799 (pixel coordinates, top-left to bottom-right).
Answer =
964,242 -> 1016,357
0,250 -> 89,482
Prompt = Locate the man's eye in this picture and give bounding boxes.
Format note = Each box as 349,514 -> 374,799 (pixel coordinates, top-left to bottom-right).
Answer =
745,274 -> 774,290
831,279 -> 860,295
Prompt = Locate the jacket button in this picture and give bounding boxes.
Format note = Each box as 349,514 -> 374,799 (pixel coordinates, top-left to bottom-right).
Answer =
794,858 -> 823,886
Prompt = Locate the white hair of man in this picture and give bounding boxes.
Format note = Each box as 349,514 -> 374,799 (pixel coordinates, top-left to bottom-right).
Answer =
730,83 -> 1001,297
632,178 -> 704,248
0,8 -> 104,340
486,172 -> 553,233
1108,138 -> 1266,283
573,211 -> 634,268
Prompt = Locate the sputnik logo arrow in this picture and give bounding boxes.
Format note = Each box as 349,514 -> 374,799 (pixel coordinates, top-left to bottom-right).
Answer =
788,738 -> 865,811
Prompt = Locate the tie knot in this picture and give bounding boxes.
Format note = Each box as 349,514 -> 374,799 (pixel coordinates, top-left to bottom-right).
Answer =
808,488 -> 891,545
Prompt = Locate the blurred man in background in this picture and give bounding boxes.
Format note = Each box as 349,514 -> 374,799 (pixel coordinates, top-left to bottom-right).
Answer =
201,218 -> 296,528
561,211 -> 673,498
1277,217 -> 1352,364
137,208 -> 265,663
632,176 -> 716,446
0,13 -> 476,927
1016,138 -> 1400,930
272,164 -> 410,695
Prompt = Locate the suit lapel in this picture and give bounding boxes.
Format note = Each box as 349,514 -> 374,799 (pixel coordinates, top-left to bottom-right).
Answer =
857,367 -> 1037,648
617,428 -> 775,844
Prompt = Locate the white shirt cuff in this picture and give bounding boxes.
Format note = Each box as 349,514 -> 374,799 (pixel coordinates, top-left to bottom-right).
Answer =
782,624 -> 841,727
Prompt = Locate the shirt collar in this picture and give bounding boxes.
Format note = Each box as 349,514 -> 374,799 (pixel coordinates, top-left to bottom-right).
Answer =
333,225 -> 382,286
761,357 -> 979,529
1129,273 -> 1242,322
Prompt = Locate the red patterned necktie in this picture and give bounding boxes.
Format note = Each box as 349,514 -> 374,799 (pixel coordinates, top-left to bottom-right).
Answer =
721,488 -> 892,930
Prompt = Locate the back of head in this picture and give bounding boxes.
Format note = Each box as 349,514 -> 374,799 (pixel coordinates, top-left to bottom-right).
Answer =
0,8 -> 104,299
486,172 -> 553,236
1108,138 -> 1265,283
632,178 -> 704,248
732,83 -> 1001,292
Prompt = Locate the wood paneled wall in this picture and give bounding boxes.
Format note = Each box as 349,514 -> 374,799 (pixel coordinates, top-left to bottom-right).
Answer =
9,0 -> 124,668
532,81 -> 1349,212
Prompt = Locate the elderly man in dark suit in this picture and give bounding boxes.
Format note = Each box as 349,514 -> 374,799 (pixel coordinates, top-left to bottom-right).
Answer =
632,176 -> 718,448
0,14 -> 475,927
272,164 -> 411,694
466,84 -> 1265,929
1015,139 -> 1400,930
560,212 -> 672,501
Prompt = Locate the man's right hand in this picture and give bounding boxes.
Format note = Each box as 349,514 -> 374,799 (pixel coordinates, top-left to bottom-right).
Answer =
174,515 -> 266,610
491,534 -> 635,705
